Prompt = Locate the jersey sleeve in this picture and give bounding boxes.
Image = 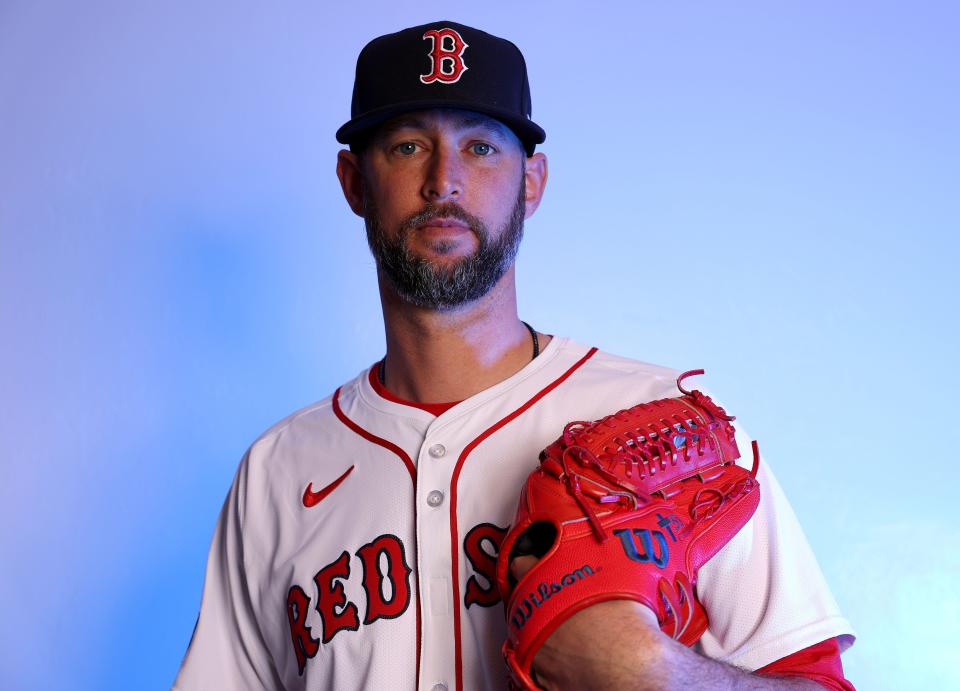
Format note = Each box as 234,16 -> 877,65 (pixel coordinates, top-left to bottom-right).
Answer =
693,425 -> 856,671
754,637 -> 856,690
173,452 -> 283,691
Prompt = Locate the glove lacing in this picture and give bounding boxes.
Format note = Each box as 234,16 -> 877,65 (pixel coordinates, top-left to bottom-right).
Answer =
557,441 -> 650,542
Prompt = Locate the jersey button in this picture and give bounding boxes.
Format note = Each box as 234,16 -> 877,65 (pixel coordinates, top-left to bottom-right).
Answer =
428,443 -> 446,458
426,490 -> 445,507
431,684 -> 448,691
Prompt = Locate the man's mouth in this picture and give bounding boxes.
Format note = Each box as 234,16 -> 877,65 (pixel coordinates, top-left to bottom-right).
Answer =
418,217 -> 471,230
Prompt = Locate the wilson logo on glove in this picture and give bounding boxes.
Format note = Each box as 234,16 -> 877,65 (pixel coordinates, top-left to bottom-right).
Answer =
613,511 -> 684,568
614,527 -> 673,569
510,564 -> 597,630
495,370 -> 762,691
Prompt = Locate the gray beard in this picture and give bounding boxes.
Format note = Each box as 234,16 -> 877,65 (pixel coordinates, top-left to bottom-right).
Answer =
363,178 -> 526,311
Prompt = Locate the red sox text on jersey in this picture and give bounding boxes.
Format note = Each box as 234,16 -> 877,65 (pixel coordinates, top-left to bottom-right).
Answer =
286,522 -> 510,676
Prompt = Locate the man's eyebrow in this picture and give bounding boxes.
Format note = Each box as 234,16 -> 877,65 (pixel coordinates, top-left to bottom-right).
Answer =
451,114 -> 509,138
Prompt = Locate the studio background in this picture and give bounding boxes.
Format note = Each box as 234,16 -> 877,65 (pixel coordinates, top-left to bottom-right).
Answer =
1,2 -> 956,689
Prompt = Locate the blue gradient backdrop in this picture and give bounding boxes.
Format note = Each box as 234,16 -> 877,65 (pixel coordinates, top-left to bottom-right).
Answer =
1,2 -> 957,689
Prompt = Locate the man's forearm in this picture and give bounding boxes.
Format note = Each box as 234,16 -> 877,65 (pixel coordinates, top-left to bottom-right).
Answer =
532,602 -> 822,691
650,632 -> 823,691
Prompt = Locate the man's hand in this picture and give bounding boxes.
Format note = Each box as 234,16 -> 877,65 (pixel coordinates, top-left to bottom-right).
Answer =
510,556 -> 663,690
510,556 -> 823,691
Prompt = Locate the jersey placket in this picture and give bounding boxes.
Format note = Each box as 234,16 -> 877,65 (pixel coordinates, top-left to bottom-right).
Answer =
414,415 -> 462,691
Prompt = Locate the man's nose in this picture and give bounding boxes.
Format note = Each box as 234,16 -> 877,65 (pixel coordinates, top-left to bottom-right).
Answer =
422,145 -> 463,202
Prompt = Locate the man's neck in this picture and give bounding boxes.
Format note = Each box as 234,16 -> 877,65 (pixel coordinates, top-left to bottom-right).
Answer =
377,268 -> 548,403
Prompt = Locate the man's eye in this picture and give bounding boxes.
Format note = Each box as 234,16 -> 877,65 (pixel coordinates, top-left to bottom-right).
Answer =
395,142 -> 418,155
471,142 -> 494,156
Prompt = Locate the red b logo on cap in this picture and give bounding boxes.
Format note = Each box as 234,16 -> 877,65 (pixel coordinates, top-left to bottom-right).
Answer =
420,28 -> 469,85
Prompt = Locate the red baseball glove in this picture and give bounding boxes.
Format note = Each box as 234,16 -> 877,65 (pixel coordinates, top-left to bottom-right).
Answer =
495,370 -> 761,690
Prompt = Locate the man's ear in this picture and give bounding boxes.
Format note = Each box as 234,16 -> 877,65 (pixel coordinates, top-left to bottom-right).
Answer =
336,149 -> 366,217
523,152 -> 548,219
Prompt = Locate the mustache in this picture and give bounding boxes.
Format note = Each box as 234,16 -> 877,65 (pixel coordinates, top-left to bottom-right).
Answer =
400,203 -> 485,234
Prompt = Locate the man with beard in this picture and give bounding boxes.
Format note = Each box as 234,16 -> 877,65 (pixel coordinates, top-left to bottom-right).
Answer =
361,144 -> 528,311
174,21 -> 855,691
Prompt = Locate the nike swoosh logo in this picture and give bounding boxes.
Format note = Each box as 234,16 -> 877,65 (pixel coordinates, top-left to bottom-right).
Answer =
302,465 -> 355,508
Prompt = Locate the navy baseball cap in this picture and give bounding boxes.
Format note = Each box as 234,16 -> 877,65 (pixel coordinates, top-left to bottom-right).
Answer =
336,21 -> 546,156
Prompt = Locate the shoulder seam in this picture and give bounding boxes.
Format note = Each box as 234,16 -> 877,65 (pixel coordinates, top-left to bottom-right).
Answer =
248,397 -> 336,453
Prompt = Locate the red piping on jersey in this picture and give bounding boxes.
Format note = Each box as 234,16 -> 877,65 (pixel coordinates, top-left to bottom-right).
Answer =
368,363 -> 462,417
448,347 -> 599,691
332,387 -> 422,685
333,387 -> 417,482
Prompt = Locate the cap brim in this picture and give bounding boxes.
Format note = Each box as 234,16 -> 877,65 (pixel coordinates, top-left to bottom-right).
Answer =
336,99 -> 546,156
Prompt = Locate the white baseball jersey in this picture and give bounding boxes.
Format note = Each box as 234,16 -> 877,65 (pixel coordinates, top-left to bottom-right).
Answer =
174,337 -> 854,691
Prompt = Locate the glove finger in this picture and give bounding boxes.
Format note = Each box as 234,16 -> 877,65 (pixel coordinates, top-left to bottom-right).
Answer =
509,554 -> 538,582
506,522 -> 557,588
508,521 -> 556,560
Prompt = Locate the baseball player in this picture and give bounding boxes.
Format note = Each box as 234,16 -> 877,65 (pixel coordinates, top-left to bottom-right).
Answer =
174,21 -> 855,691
